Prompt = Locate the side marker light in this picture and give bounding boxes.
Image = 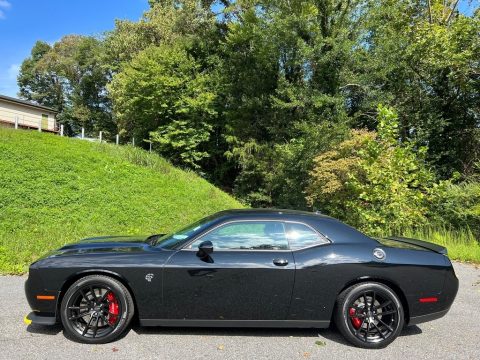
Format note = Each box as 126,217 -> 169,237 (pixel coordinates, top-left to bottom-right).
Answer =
419,297 -> 438,303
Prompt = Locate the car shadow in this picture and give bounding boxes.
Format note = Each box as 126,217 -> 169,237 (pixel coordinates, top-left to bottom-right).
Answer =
132,324 -> 423,347
26,323 -> 131,342
26,323 -> 63,336
321,325 -> 422,347
26,322 -> 423,348
400,325 -> 423,337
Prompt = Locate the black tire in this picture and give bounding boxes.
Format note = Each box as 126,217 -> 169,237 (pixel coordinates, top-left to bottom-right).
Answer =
334,282 -> 404,349
60,275 -> 134,344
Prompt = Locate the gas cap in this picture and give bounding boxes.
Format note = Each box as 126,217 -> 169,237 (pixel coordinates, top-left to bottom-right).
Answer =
373,248 -> 386,260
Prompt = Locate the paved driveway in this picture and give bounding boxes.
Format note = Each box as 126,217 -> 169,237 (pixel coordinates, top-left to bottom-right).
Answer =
1,262 -> 479,360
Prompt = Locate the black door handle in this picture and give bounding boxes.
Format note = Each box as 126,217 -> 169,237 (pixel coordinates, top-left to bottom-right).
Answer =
273,258 -> 288,266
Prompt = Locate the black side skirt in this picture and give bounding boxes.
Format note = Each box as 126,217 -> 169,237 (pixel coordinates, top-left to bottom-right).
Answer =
139,319 -> 330,328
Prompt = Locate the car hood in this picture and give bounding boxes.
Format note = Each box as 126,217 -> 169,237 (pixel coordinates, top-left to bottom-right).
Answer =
80,235 -> 151,244
42,235 -> 161,259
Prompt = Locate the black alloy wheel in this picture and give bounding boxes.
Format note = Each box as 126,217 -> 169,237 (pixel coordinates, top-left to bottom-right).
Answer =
334,282 -> 404,348
60,275 -> 134,344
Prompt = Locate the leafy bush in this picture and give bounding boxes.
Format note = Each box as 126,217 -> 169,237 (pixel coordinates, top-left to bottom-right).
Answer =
227,121 -> 347,208
306,106 -> 444,235
150,120 -> 212,170
428,182 -> 480,237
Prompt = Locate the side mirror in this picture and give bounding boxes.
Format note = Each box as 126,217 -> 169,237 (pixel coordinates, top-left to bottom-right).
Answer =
197,240 -> 214,257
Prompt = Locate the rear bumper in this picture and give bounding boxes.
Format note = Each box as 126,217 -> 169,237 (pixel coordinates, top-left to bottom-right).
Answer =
24,311 -> 57,326
407,261 -> 459,325
408,308 -> 450,326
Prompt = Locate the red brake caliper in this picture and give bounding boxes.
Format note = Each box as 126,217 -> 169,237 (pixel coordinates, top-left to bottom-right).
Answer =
349,308 -> 362,329
107,292 -> 119,326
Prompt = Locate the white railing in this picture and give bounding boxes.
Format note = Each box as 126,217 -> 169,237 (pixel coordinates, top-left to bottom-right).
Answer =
70,127 -> 144,149
2,114 -> 150,151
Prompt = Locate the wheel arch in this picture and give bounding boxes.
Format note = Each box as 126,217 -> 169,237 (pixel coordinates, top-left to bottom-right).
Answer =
57,269 -> 138,321
335,276 -> 410,323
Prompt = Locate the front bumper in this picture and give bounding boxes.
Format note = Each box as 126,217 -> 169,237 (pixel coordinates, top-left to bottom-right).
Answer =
24,268 -> 60,319
24,311 -> 57,326
23,267 -> 60,325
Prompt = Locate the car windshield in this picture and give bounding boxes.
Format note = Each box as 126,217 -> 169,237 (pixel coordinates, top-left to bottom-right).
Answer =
155,215 -> 218,249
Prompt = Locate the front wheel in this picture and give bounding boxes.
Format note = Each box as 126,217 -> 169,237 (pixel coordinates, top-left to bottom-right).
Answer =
334,282 -> 404,348
60,275 -> 134,344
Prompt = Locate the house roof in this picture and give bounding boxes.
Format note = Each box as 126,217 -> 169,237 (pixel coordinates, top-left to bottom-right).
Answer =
0,94 -> 58,114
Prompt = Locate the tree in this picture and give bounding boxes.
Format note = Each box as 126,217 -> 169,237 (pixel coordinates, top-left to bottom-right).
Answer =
218,0 -> 362,206
104,0 -> 220,72
350,0 -> 480,177
17,41 -> 65,112
108,44 -> 217,169
18,36 -> 114,136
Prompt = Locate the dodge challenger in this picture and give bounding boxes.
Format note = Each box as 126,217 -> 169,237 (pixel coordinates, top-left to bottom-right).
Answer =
24,209 -> 458,348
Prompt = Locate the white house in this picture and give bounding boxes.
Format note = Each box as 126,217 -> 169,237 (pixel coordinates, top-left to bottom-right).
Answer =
0,94 -> 58,132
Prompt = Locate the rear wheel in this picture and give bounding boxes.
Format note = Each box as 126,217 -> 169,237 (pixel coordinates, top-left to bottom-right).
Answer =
60,275 -> 134,344
334,282 -> 404,348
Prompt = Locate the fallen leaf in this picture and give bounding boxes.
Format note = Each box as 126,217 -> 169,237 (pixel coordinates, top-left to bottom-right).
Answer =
112,347 -> 119,352
303,352 -> 311,358
315,340 -> 326,347
217,345 -> 225,351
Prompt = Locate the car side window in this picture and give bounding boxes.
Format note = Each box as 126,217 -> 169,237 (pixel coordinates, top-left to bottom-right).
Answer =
188,221 -> 288,250
285,222 -> 328,250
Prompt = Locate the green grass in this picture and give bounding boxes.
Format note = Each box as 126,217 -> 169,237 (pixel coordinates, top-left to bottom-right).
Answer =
0,128 -> 243,274
393,226 -> 480,263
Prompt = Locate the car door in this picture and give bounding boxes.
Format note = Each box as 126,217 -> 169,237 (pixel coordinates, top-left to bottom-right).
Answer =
161,220 -> 295,321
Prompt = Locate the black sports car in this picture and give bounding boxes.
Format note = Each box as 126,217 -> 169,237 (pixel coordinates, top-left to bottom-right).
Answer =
24,209 -> 458,348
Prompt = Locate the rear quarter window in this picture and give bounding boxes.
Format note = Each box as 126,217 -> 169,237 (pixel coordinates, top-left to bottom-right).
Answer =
312,218 -> 374,244
285,222 -> 329,250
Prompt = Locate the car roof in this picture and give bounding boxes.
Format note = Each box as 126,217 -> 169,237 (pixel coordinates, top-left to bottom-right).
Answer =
210,209 -> 375,245
214,208 -> 332,220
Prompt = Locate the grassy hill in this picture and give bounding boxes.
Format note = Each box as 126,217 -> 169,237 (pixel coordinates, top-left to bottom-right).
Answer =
0,128 -> 243,274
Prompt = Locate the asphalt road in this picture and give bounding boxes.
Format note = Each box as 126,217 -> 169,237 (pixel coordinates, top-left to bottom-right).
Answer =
1,262 -> 479,360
